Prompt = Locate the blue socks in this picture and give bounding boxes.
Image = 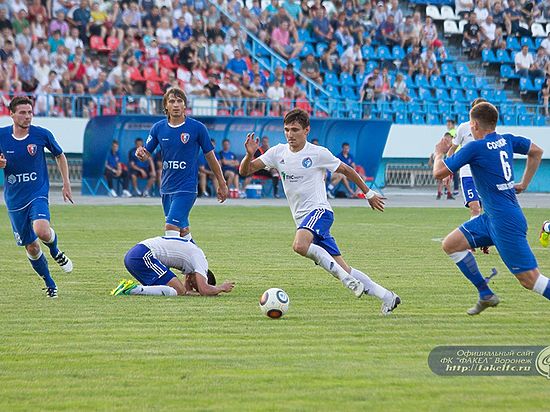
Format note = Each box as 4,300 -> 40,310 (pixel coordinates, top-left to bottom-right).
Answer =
450,251 -> 494,298
43,228 -> 60,258
28,251 -> 56,289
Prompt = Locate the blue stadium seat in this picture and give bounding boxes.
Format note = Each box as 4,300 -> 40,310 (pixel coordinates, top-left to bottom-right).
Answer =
298,28 -> 313,43
408,88 -> 418,99
452,102 -> 468,114
395,112 -> 408,124
475,77 -> 492,90
518,114 -> 533,125
379,111 -> 393,121
439,102 -> 451,114
500,104 -> 516,117
516,105 -> 527,115
451,89 -> 467,102
480,89 -> 494,101
534,115 -> 546,126
465,89 -> 479,101
457,113 -> 469,123
355,72 -> 367,87
340,72 -> 356,87
455,62 -> 472,77
415,74 -> 430,89
520,77 -> 535,92
336,44 -> 344,56
362,45 -> 375,60
316,42 -> 328,57
520,37 -> 535,51
300,43 -> 314,58
430,75 -> 446,89
506,36 -> 521,51
460,75 -> 476,90
482,49 -> 496,64
535,37 -> 544,49
346,101 -> 362,118
411,113 -> 425,124
341,86 -> 357,100
405,74 -> 416,89
324,84 -> 341,98
436,89 -> 452,102
392,45 -> 405,60
500,65 -> 518,80
445,75 -> 461,89
324,72 -> 339,86
426,102 -> 440,114
376,46 -> 392,60
502,114 -> 516,125
441,63 -> 456,76
494,89 -> 508,102
533,77 -> 545,90
409,101 -> 425,114
391,100 -> 406,113
427,113 -> 441,125
495,49 -> 512,64
419,88 -> 435,101
365,60 -> 378,73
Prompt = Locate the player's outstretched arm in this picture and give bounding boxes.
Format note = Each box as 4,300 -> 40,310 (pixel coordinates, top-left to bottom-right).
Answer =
239,133 -> 267,176
195,274 -> 235,296
205,150 -> 228,203
55,153 -> 74,204
515,143 -> 543,194
335,163 -> 385,211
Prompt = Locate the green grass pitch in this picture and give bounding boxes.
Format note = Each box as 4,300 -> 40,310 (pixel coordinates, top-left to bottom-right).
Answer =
0,205 -> 549,411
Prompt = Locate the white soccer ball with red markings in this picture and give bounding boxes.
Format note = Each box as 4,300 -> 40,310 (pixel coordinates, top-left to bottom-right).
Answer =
259,288 -> 289,319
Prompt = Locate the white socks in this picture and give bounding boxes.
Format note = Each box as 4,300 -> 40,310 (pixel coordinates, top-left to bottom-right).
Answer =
351,267 -> 392,302
129,285 -> 177,296
533,274 -> 549,295
26,249 -> 43,260
306,244 -> 350,282
46,228 -> 56,243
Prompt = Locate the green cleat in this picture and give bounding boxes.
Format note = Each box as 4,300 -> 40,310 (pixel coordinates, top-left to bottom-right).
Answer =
110,279 -> 138,296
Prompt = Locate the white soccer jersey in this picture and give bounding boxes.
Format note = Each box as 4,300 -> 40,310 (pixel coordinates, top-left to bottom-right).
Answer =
140,236 -> 208,278
259,142 -> 341,225
452,122 -> 475,177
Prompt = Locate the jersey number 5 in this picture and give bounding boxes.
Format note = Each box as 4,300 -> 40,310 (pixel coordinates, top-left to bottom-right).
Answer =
499,151 -> 512,182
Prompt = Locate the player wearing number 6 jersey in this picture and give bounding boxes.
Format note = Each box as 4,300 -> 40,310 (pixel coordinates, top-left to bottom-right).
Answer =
433,102 -> 549,315
239,109 -> 400,315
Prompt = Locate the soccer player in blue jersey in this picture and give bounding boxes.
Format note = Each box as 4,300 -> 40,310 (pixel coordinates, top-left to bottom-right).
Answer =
0,97 -> 73,298
433,102 -> 549,315
136,88 -> 228,239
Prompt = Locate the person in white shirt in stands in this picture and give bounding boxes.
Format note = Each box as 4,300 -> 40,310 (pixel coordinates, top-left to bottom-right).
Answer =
239,108 -> 401,315
514,45 -> 535,77
480,15 -> 496,49
184,75 -> 210,98
455,0 -> 474,18
340,43 -> 364,75
266,79 -> 285,115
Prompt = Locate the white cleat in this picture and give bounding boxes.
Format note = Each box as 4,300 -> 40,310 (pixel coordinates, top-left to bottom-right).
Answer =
381,292 -> 401,315
466,294 -> 500,316
122,189 -> 132,198
54,251 -> 73,273
343,276 -> 364,298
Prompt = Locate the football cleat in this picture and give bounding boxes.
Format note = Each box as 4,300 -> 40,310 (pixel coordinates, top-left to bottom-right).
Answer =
539,220 -> 549,248
110,279 -> 138,296
343,276 -> 364,298
381,292 -> 401,315
43,287 -> 58,298
467,294 -> 500,316
54,251 -> 73,273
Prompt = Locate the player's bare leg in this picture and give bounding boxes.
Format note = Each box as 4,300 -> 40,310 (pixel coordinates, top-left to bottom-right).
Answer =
516,269 -> 550,300
442,229 -> 499,315
292,229 -> 363,297
33,219 -> 72,273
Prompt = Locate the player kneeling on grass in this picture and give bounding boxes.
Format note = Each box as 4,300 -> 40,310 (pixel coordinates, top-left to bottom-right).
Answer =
111,236 -> 235,296
239,108 -> 400,315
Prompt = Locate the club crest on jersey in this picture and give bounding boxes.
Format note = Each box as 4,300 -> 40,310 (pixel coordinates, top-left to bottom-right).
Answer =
302,157 -> 313,168
181,133 -> 190,144
27,144 -> 37,156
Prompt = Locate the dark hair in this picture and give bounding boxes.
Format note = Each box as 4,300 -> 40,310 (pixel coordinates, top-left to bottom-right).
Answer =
470,97 -> 487,109
162,87 -> 188,118
112,140 -> 119,145
342,142 -> 350,147
283,108 -> 310,129
135,137 -> 143,143
222,138 -> 230,144
470,102 -> 499,130
9,96 -> 33,113
206,269 -> 216,286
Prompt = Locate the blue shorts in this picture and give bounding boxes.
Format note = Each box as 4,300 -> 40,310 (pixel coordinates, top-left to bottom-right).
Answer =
124,244 -> 176,286
8,197 -> 50,246
459,213 -> 538,275
161,192 -> 197,228
298,208 -> 341,256
461,176 -> 480,207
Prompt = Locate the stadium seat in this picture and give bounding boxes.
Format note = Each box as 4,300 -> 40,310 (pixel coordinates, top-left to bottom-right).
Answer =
457,112 -> 469,123
500,104 -> 516,117
379,111 -> 393,121
435,88 -> 452,102
443,20 -> 460,37
520,77 -> 534,92
143,67 -> 162,82
341,86 -> 357,100
128,66 -> 146,82
408,88 -> 418,99
409,101 -> 424,114
415,74 -> 430,89
146,80 -> 163,95
159,67 -> 172,82
499,65 -> 518,80
495,49 -> 512,64
411,113 -> 425,124
430,74 -> 446,89
441,5 -> 459,20
534,115 -> 546,126
532,23 -> 546,37
506,36 -> 521,51
465,89 -> 479,101
324,84 -> 341,98
481,49 -> 496,65
516,105 -> 528,115
520,37 -> 535,50
441,63 -> 456,76
445,75 -> 461,89
438,102 -> 451,114
426,102 -> 440,114
392,45 -> 405,60
391,100 -> 405,113
106,37 -> 120,51
340,72 -> 356,87
395,112 -> 408,124
362,45 -> 375,60
518,114 -> 533,125
159,54 -> 177,70
460,75 -> 475,89
455,62 -> 472,77
324,72 -> 339,86
315,42 -> 328,57
298,28 -> 313,43
494,89 -> 508,102
376,46 -> 391,60
502,114 -> 516,125
458,19 -> 467,33
426,5 -> 442,20
90,35 -> 111,53
533,77 -> 545,90
427,113 -> 441,125
450,89 -> 467,102
452,102 -> 468,114
475,77 -> 491,90
419,88 -> 435,101
300,43 -> 314,58
480,89 -> 494,101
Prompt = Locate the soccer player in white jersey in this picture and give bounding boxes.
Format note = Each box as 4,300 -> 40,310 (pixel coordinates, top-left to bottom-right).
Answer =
447,98 -> 487,218
239,109 -> 400,315
111,236 -> 235,296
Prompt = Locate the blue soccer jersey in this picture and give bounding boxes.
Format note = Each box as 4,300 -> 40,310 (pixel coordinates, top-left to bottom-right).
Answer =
444,132 -> 531,217
145,118 -> 214,195
336,152 -> 354,167
0,125 -> 63,211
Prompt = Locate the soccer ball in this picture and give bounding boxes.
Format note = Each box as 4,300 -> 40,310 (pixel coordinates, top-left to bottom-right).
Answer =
259,288 -> 289,319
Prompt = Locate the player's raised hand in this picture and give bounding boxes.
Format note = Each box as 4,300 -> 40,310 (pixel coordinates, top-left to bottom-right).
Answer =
367,191 -> 386,212
217,180 -> 228,203
435,137 -> 452,155
244,132 -> 260,156
0,154 -> 6,169
62,184 -> 74,204
136,146 -> 149,161
221,281 -> 235,292
514,182 -> 527,194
